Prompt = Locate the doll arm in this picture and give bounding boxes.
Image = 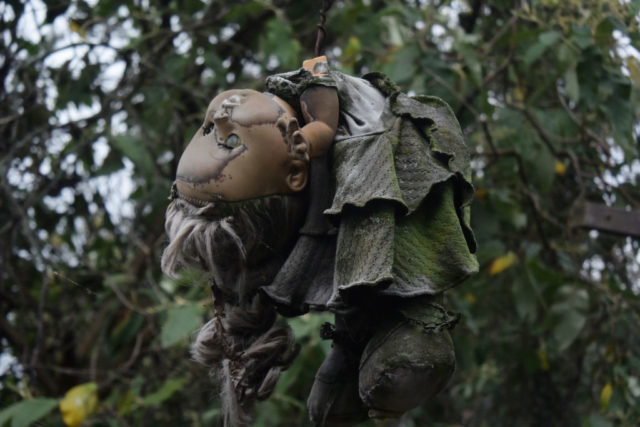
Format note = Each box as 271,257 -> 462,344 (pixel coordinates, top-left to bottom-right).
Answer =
296,85 -> 339,158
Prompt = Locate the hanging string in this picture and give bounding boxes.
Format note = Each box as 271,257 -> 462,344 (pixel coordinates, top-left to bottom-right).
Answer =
314,0 -> 334,57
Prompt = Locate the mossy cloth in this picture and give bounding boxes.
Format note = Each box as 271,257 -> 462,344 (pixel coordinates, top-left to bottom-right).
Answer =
262,68 -> 478,314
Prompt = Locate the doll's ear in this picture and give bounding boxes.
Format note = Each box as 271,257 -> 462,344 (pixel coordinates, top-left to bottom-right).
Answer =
276,116 -> 298,142
285,159 -> 308,192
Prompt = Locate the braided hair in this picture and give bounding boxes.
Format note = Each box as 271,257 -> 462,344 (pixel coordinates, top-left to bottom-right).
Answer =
162,195 -> 305,425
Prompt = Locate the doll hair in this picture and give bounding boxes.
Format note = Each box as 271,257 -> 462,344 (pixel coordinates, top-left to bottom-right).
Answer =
192,294 -> 298,426
161,196 -> 305,297
161,195 -> 305,426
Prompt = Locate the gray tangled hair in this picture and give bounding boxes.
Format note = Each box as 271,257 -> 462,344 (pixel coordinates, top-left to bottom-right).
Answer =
192,294 -> 298,426
161,195 -> 305,426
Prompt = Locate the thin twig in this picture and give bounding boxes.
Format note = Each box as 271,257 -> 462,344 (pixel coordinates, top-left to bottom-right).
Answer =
456,15 -> 518,118
29,272 -> 50,385
107,278 -> 153,315
423,67 -> 481,119
556,90 -> 611,157
52,271 -> 96,296
99,327 -> 148,389
483,15 -> 518,55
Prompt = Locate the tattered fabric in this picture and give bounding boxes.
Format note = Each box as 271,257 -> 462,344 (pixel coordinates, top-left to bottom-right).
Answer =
263,69 -> 478,314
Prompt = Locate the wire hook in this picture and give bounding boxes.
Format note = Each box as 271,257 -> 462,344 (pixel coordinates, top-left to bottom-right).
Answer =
314,0 -> 334,57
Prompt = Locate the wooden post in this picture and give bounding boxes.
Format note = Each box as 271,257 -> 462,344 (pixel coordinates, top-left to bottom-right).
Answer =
570,201 -> 640,237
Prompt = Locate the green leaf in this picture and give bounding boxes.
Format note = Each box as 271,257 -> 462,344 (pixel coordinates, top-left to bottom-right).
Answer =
109,311 -> 144,350
571,25 -> 592,49
557,286 -> 589,311
141,378 -> 186,406
0,405 -> 16,426
564,68 -> 580,102
520,30 -> 562,69
523,42 -> 548,66
512,274 -> 537,322
0,398 -> 59,427
343,36 -> 362,61
225,1 -> 266,20
163,55 -> 187,80
201,407 -> 222,424
594,18 -> 615,48
384,44 -> 419,84
529,144 -> 555,191
587,413 -> 614,427
539,30 -> 562,47
117,389 -> 137,416
557,42 -> 578,68
161,303 -> 203,348
627,57 -> 640,87
600,84 -> 633,153
553,309 -> 586,351
527,260 -> 565,289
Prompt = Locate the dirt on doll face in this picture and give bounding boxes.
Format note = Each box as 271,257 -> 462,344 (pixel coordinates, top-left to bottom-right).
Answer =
175,89 -> 302,203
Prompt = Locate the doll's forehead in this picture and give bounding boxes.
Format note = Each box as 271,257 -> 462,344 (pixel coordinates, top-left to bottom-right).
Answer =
207,89 -> 249,111
206,89 -> 286,127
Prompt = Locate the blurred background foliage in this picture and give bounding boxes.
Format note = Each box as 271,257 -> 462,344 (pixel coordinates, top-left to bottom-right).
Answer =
1,0 -> 640,425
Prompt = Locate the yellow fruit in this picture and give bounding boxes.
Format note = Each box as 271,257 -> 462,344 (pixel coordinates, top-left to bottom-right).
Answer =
537,349 -> 550,371
513,86 -> 525,102
488,252 -> 517,275
59,382 -> 98,427
600,382 -> 613,411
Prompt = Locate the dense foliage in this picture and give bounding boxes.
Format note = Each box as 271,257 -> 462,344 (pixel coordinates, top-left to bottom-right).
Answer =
1,0 -> 639,425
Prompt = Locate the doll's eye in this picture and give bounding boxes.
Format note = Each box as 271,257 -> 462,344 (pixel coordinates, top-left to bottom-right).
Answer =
202,122 -> 214,136
222,134 -> 240,149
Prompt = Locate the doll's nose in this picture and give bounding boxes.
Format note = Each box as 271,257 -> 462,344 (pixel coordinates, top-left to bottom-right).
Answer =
212,110 -> 234,142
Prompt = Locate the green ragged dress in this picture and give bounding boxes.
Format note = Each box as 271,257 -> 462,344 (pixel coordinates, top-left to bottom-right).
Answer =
263,68 -> 478,314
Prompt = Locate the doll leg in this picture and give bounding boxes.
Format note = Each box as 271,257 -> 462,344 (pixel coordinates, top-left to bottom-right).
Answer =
358,297 -> 457,419
307,311 -> 369,426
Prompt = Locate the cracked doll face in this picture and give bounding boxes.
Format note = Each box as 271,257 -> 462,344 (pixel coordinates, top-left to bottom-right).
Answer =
175,89 -> 307,203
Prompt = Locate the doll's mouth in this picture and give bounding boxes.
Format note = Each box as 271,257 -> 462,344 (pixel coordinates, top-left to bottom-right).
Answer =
174,177 -> 228,207
174,188 -> 221,210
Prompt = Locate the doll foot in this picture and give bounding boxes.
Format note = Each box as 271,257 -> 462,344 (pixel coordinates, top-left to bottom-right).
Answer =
359,319 -> 456,416
307,344 -> 368,426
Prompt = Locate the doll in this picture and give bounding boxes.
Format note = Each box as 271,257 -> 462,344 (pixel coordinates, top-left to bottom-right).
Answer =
162,57 -> 478,426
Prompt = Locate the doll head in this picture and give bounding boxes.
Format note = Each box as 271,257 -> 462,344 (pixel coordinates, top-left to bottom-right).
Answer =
175,89 -> 308,204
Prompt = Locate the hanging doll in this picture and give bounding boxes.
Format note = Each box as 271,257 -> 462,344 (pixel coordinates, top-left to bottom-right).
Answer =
161,56 -> 478,426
